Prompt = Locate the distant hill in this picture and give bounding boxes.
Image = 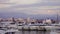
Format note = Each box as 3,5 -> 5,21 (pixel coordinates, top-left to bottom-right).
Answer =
0,13 -> 60,20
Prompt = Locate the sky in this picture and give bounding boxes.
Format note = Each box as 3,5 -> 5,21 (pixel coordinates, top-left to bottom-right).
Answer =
0,0 -> 60,18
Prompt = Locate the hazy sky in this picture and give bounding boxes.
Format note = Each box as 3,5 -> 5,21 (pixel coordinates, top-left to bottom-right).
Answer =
0,0 -> 60,15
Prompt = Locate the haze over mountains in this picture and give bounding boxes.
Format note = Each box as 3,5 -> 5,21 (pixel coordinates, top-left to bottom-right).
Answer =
0,12 -> 59,20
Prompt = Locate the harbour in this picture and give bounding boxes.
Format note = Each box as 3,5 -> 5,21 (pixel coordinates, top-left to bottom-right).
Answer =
0,22 -> 60,34
0,29 -> 60,34
0,0 -> 60,34
0,17 -> 60,34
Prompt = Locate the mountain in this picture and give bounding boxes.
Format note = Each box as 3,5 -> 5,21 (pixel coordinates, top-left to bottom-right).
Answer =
0,12 -> 59,20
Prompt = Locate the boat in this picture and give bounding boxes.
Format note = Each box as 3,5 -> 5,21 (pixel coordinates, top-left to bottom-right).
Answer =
5,29 -> 19,34
0,30 -> 5,34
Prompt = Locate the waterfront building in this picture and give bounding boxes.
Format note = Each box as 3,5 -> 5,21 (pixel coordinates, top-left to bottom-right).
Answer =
6,18 -> 13,21
36,19 -> 43,24
26,17 -> 31,24
43,19 -> 46,24
16,18 -> 26,26
28,19 -> 36,25
26,17 -> 37,25
45,18 -> 52,24
0,18 -> 2,21
0,21 -> 14,27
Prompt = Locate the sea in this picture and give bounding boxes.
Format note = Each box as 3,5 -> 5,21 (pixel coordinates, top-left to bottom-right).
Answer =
15,30 -> 60,34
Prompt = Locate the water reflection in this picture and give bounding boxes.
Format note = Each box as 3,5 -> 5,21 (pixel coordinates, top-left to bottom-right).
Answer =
19,31 -> 49,34
18,30 -> 60,34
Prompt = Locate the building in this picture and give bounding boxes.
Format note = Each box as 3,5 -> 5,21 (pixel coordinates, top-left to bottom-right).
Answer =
45,18 -> 52,24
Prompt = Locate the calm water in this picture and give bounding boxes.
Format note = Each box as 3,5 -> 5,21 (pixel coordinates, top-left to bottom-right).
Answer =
17,30 -> 60,34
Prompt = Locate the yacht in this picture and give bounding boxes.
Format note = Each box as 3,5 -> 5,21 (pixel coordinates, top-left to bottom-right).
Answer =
0,30 -> 5,34
5,29 -> 19,34
0,29 -> 19,34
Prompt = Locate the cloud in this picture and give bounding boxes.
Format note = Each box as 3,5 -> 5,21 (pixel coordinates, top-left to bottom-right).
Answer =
0,4 -> 12,8
8,0 -> 41,5
0,0 -> 60,8
20,10 -> 58,15
0,0 -> 60,15
15,6 -> 60,10
0,0 -> 8,3
9,6 -> 60,15
0,0 -> 13,8
0,0 -> 41,8
0,6 -> 60,15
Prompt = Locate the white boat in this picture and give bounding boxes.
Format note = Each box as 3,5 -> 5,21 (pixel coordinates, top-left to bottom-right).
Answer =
0,30 -> 5,34
28,23 -> 60,30
28,23 -> 47,26
5,29 -> 19,34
